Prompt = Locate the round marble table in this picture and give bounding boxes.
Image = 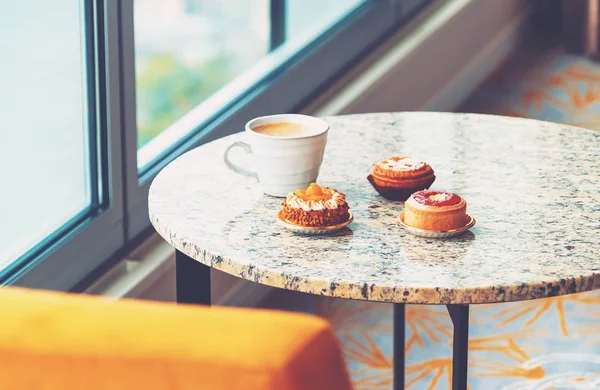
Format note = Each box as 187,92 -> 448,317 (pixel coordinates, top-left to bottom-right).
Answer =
149,112 -> 600,390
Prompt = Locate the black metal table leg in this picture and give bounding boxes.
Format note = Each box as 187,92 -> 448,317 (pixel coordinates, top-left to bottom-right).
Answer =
393,303 -> 405,390
447,304 -> 469,390
176,250 -> 211,305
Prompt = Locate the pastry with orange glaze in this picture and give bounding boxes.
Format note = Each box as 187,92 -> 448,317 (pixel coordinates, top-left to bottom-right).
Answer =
404,190 -> 467,231
279,183 -> 350,227
367,156 -> 435,201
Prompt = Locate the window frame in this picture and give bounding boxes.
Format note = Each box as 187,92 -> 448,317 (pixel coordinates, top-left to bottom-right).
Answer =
3,0 -> 432,291
1,0 -> 125,291
270,0 -> 286,50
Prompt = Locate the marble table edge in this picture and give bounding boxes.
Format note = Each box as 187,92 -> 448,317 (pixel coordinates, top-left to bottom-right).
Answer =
151,214 -> 600,305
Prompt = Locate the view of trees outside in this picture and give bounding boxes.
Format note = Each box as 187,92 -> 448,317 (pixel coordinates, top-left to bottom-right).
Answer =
134,0 -> 365,150
134,0 -> 269,148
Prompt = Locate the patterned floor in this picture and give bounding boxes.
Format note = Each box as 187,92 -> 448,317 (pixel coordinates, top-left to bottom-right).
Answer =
261,36 -> 600,389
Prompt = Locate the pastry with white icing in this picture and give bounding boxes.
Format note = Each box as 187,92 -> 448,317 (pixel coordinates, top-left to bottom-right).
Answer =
279,183 -> 350,227
367,156 -> 436,201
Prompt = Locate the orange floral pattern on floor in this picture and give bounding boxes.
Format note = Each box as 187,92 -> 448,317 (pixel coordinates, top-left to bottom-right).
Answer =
261,48 -> 600,389
309,292 -> 599,389
462,47 -> 600,131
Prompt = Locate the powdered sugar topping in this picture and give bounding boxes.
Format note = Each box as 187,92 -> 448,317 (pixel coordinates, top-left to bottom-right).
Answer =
380,157 -> 426,171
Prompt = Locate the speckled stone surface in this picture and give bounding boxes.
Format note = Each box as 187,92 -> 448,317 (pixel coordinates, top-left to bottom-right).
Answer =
149,112 -> 600,304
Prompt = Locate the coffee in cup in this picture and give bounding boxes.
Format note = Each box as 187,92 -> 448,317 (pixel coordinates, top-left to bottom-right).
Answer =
252,122 -> 320,137
224,114 -> 329,197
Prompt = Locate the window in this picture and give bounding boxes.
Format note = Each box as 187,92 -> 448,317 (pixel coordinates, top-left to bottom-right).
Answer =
0,0 -> 124,290
1,0 -> 432,290
134,0 -> 270,156
0,2 -> 95,271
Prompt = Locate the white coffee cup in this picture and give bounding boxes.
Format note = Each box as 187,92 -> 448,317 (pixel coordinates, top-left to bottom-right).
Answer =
224,114 -> 329,197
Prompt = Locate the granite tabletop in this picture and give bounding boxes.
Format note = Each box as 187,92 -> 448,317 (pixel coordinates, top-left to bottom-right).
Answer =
149,112 -> 600,304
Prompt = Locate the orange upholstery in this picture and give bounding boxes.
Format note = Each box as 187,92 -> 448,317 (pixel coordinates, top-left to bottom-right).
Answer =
0,287 -> 351,390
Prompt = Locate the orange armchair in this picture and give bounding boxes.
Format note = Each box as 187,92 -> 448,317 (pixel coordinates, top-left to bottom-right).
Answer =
0,287 -> 351,390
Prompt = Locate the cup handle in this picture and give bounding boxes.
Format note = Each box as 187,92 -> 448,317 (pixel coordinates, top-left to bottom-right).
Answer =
223,141 -> 257,177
